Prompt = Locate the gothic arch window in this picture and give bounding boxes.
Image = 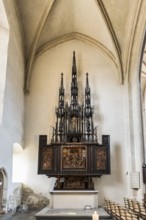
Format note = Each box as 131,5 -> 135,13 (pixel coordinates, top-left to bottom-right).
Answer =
140,36 -> 146,165
0,167 -> 8,213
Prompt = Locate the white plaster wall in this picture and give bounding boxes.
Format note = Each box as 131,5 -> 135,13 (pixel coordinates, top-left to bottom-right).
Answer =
0,0 -> 25,211
13,40 -> 131,206
0,27 -> 9,125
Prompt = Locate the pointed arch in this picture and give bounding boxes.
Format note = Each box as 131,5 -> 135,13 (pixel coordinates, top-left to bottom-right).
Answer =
25,32 -> 122,93
0,167 -> 8,213
124,0 -> 145,82
24,0 -> 55,94
96,0 -> 123,83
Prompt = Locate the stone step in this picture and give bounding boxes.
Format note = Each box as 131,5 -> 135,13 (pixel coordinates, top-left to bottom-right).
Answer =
35,207 -> 112,220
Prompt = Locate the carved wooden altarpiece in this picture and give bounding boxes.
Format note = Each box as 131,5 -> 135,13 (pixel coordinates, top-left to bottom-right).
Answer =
38,52 -> 110,190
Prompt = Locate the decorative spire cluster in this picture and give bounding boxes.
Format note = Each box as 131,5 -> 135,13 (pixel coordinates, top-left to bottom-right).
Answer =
57,73 -> 65,117
52,51 -> 97,143
70,51 -> 78,113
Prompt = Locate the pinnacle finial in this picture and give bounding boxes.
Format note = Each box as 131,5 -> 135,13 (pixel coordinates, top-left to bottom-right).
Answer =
72,51 -> 77,75
86,72 -> 89,88
73,51 -> 75,58
61,72 -> 64,88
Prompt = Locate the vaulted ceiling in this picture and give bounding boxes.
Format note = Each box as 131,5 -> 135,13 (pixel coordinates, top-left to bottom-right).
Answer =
12,0 -> 146,92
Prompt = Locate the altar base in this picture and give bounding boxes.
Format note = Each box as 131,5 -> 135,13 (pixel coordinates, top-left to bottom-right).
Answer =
50,190 -> 98,209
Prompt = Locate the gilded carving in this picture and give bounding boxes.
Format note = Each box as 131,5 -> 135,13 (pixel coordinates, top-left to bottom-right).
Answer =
41,148 -> 52,170
62,146 -> 86,169
96,147 -> 107,170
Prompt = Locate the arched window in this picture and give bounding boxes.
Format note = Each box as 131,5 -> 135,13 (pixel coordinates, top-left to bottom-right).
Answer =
0,167 -> 8,213
141,38 -> 146,165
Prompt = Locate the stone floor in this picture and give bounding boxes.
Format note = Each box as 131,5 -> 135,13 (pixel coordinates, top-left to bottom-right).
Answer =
0,210 -> 37,220
0,208 -> 112,220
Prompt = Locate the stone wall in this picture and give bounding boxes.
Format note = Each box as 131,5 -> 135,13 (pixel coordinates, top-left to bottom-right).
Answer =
7,184 -> 22,212
21,185 -> 49,210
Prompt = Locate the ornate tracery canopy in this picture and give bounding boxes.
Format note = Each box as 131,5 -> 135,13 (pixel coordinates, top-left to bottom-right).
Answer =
52,51 -> 97,144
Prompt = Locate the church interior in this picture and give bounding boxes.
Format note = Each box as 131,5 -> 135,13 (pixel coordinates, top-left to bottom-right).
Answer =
0,0 -> 146,219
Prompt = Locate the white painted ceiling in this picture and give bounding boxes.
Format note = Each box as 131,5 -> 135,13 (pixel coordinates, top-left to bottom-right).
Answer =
13,0 -> 146,92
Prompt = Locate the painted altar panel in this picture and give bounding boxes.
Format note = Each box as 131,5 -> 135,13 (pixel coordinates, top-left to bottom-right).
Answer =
96,147 -> 107,170
38,136 -> 110,177
61,145 -> 86,170
41,147 -> 53,170
92,145 -> 110,174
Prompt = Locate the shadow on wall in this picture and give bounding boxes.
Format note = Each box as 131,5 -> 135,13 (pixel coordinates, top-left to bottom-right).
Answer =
93,143 -> 124,205
21,184 -> 49,210
113,143 -> 124,183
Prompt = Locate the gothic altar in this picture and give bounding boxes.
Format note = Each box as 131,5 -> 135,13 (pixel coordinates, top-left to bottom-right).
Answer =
36,52 -> 111,219
37,51 -> 110,190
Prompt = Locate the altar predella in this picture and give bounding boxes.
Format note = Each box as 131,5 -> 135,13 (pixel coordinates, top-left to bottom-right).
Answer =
38,51 -> 110,190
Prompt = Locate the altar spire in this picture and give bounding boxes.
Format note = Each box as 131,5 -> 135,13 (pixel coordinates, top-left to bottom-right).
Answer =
71,51 -> 78,112
52,51 -> 97,143
72,51 -> 77,78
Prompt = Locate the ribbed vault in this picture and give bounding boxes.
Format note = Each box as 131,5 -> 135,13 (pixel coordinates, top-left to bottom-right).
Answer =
12,0 -> 146,93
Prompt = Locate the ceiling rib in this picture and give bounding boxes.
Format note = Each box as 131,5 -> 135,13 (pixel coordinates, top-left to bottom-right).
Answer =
124,0 -> 143,82
96,0 -> 123,84
24,0 -> 55,94
36,32 -> 118,74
